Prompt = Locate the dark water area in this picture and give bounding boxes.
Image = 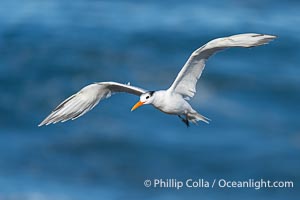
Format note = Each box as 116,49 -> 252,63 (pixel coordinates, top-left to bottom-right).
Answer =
0,0 -> 299,199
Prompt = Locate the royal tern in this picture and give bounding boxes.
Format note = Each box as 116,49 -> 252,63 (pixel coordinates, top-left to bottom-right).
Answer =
39,33 -> 276,127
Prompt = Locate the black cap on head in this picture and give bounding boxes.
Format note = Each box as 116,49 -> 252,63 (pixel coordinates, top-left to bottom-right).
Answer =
149,91 -> 155,96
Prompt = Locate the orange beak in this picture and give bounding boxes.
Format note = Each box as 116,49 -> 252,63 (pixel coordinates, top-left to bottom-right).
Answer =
131,101 -> 144,111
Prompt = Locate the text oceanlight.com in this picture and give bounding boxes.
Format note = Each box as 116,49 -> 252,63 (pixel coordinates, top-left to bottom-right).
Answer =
143,179 -> 294,190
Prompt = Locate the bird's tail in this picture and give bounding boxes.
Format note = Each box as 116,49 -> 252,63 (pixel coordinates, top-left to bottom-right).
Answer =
188,112 -> 210,125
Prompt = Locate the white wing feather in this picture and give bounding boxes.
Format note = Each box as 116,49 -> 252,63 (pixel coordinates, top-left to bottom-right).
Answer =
39,82 -> 146,126
168,33 -> 277,99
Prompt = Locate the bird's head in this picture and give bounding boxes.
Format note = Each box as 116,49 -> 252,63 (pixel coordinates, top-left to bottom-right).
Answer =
131,91 -> 155,111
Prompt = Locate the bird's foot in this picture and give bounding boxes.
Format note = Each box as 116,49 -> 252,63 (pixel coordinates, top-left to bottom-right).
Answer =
178,115 -> 190,127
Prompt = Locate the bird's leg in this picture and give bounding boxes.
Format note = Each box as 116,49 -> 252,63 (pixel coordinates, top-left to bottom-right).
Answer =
185,114 -> 190,127
178,115 -> 189,127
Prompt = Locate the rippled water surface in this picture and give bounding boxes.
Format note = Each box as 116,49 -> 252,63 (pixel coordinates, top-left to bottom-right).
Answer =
0,0 -> 299,199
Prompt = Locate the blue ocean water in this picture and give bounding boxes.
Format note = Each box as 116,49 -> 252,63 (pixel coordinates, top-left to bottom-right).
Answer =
0,0 -> 299,199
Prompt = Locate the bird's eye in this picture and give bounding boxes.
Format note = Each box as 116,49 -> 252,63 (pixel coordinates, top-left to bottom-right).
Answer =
146,96 -> 149,99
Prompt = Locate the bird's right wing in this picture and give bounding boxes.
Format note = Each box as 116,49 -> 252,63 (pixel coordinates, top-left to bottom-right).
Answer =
38,82 -> 147,126
168,33 -> 277,99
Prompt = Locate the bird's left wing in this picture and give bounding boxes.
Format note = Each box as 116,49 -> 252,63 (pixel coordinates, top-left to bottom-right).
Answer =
168,33 -> 276,99
38,81 -> 146,126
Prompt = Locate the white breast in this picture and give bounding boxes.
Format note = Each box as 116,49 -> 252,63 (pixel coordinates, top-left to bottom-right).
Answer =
151,91 -> 192,115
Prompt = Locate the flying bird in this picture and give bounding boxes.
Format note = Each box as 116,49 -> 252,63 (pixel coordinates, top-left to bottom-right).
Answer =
39,33 -> 276,127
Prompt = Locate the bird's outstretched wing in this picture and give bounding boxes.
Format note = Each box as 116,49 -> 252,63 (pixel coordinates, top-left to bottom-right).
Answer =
168,33 -> 277,99
38,82 -> 146,126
